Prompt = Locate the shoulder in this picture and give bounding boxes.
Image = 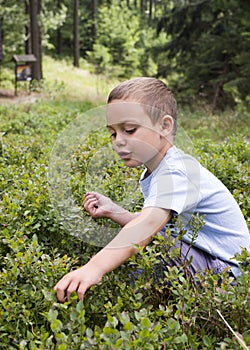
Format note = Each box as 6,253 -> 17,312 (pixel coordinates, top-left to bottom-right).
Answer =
156,147 -> 201,182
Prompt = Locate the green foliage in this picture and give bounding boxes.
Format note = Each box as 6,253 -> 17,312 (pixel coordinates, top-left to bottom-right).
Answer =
0,0 -> 67,63
179,106 -> 250,141
0,0 -> 27,62
87,0 -> 158,78
41,0 -> 67,50
0,97 -> 249,349
87,1 -> 141,77
1,0 -> 250,109
155,0 -> 250,108
0,67 -> 13,90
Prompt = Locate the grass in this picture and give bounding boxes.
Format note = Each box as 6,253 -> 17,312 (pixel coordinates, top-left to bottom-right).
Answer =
43,56 -> 120,104
0,55 -> 249,143
178,107 -> 250,142
44,57 -> 249,143
0,55 -> 250,349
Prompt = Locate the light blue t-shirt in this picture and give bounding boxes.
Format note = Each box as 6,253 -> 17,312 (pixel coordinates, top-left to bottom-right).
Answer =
140,146 -> 250,277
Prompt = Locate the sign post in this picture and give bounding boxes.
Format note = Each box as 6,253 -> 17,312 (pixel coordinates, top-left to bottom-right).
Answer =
13,54 -> 37,96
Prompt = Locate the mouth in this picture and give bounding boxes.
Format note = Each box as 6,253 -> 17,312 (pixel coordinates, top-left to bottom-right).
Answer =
118,151 -> 132,160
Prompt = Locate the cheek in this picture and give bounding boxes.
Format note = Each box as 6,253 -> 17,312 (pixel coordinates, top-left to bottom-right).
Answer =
133,141 -> 160,160
134,131 -> 160,149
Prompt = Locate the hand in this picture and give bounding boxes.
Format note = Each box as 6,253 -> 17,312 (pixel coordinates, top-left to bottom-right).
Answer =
84,191 -> 140,226
83,192 -> 116,219
53,263 -> 103,302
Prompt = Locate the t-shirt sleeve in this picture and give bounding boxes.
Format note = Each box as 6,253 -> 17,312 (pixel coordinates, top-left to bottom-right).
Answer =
142,162 -> 201,216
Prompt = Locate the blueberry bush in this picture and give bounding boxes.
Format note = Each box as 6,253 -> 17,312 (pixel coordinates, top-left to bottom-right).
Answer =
0,98 -> 249,349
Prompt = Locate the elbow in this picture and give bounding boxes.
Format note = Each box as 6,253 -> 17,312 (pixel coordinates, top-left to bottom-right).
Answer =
134,235 -> 153,252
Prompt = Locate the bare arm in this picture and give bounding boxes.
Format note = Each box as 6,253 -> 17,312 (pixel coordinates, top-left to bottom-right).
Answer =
54,207 -> 171,302
84,191 -> 139,226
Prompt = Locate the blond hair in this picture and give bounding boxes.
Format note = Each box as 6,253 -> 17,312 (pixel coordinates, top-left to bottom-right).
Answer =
107,77 -> 177,134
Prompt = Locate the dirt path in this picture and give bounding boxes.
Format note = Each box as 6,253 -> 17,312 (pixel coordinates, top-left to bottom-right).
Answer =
0,88 -> 39,105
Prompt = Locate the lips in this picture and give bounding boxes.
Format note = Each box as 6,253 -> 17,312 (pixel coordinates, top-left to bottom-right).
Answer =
118,151 -> 132,160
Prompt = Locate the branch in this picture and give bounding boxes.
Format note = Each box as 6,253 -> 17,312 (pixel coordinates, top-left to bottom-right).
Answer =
216,309 -> 249,350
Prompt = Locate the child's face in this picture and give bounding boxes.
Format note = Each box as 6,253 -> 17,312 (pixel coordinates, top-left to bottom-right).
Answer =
106,100 -> 170,172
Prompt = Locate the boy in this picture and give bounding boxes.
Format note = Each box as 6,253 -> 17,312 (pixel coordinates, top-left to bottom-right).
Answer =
54,77 -> 250,302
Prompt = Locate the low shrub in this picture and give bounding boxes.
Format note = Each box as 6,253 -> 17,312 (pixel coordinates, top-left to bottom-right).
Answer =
0,100 -> 249,349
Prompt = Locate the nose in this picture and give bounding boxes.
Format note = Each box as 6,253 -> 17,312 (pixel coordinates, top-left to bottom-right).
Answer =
113,132 -> 127,147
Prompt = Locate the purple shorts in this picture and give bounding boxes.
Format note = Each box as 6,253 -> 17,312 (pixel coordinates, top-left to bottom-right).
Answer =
130,238 -> 235,285
164,238 -> 234,278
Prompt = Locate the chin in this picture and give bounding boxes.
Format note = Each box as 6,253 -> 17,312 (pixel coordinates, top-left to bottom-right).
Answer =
124,160 -> 142,168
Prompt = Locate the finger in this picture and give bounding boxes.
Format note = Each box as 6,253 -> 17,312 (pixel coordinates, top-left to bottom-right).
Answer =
84,195 -> 94,205
85,192 -> 102,203
84,193 -> 94,202
85,191 -> 99,197
84,197 -> 99,210
66,281 -> 80,301
77,283 -> 88,301
84,193 -> 97,204
54,279 -> 70,303
85,192 -> 98,200
85,191 -> 94,196
84,200 -> 96,211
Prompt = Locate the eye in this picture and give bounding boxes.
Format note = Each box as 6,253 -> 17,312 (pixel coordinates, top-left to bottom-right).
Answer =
125,128 -> 136,134
110,132 -> 116,139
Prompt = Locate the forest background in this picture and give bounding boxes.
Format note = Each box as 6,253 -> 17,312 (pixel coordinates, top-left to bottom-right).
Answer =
1,0 -> 250,110
0,0 -> 250,349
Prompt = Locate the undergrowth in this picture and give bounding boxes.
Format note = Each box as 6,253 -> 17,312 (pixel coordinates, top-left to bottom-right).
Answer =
0,85 -> 249,349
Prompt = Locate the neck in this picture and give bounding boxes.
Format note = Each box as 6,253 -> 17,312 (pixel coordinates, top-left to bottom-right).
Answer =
145,142 -> 173,174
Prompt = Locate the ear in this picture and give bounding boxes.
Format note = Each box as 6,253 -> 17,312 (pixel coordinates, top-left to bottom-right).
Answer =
160,115 -> 174,136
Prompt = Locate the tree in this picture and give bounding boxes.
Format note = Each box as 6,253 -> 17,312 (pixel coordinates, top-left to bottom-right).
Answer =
155,0 -> 250,108
56,0 -> 64,55
0,1 -> 27,63
73,0 -> 80,67
91,0 -> 97,41
29,0 -> 43,80
0,17 -> 3,62
25,1 -> 31,54
87,0 -> 159,78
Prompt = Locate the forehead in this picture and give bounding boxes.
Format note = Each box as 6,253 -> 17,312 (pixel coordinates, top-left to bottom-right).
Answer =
106,100 -> 152,127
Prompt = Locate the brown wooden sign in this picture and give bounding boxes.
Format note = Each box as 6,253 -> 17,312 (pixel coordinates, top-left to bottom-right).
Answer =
13,54 -> 36,95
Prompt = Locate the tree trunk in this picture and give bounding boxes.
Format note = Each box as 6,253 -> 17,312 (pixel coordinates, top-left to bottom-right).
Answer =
140,0 -> 145,14
0,17 -> 3,61
149,0 -> 153,25
211,59 -> 229,112
30,0 -> 43,80
25,1 -> 31,54
73,0 -> 80,67
57,28 -> 62,56
91,0 -> 97,42
57,0 -> 63,55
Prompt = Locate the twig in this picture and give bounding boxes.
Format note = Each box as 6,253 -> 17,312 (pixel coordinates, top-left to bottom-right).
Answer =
216,309 -> 249,350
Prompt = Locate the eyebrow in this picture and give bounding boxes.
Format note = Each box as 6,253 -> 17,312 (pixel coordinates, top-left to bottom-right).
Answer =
106,120 -> 141,128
